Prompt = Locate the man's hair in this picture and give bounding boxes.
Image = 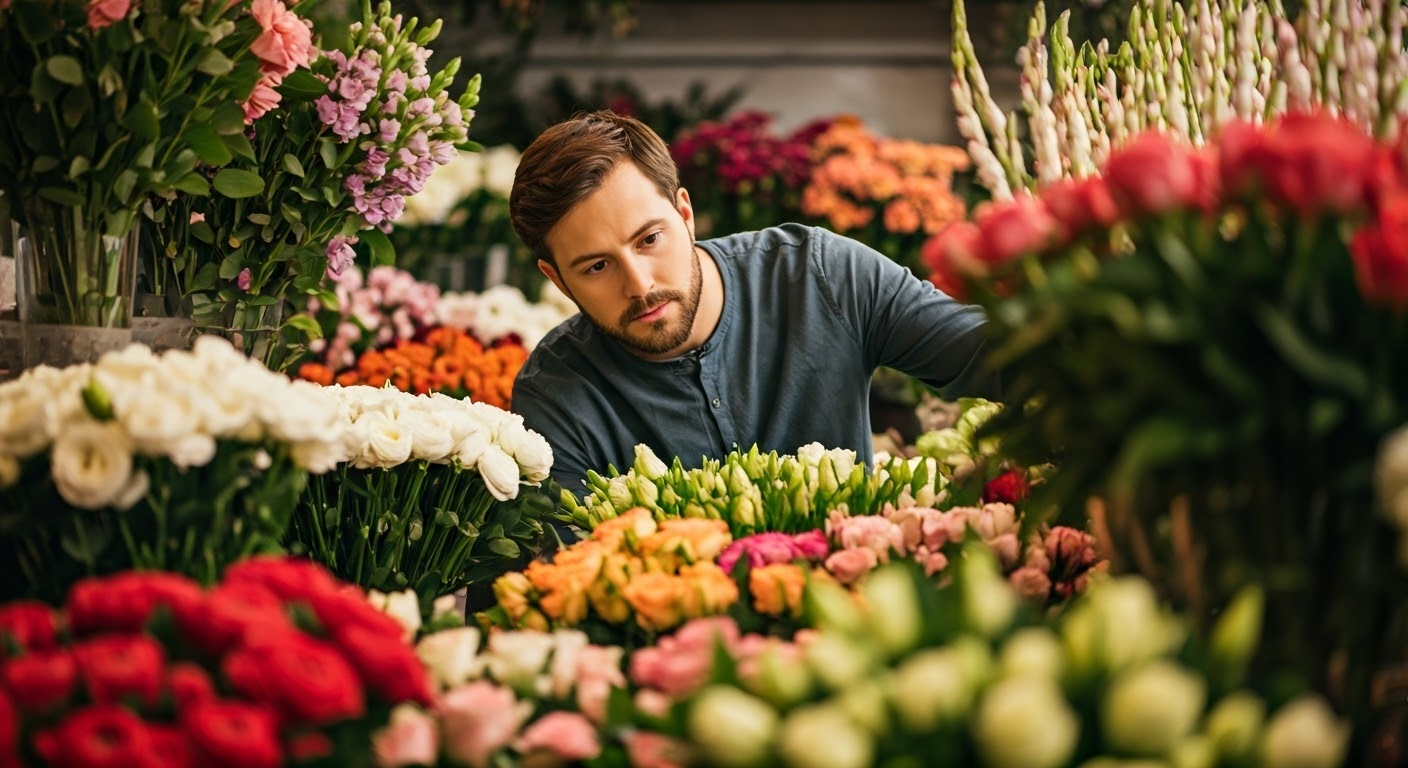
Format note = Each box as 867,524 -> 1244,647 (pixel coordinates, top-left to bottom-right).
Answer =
510,110 -> 681,265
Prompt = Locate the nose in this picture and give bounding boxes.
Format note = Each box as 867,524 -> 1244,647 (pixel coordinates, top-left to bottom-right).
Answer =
620,253 -> 654,299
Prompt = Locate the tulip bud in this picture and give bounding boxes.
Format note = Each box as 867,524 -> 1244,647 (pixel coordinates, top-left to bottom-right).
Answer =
687,685 -> 778,768
805,633 -> 873,691
861,565 -> 922,657
1103,660 -> 1206,757
1259,695 -> 1349,768
960,547 -> 1017,637
973,676 -> 1079,768
999,627 -> 1064,680
1208,585 -> 1264,689
835,677 -> 889,736
747,647 -> 812,708
777,703 -> 874,768
1204,691 -> 1264,762
805,580 -> 865,635
890,640 -> 990,731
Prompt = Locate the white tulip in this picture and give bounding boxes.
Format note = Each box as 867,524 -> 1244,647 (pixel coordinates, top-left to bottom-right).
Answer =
1204,691 -> 1264,762
777,702 -> 873,768
416,626 -> 482,689
973,676 -> 1079,768
1102,661 -> 1206,756
50,421 -> 136,509
1260,695 -> 1349,768
890,645 -> 982,730
1000,627 -> 1065,680
687,685 -> 778,768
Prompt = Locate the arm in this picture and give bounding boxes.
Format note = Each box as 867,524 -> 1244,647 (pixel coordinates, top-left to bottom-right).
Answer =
812,228 -> 998,400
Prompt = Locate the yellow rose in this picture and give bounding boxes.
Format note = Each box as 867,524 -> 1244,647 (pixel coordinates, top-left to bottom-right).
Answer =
750,564 -> 807,617
493,571 -> 534,624
624,572 -> 685,632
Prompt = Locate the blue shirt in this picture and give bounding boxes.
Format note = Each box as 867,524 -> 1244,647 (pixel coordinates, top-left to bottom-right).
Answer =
512,224 -> 990,493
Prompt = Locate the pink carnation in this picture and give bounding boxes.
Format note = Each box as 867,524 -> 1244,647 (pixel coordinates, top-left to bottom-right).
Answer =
516,712 -> 601,763
242,74 -> 283,123
250,0 -> 314,77
86,0 -> 130,29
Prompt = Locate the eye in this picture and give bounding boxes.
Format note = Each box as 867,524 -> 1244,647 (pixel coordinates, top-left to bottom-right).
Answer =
584,259 -> 607,275
640,231 -> 662,248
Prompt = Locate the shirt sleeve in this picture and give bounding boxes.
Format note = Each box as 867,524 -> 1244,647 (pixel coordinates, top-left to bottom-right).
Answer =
511,376 -> 593,497
810,227 -> 998,399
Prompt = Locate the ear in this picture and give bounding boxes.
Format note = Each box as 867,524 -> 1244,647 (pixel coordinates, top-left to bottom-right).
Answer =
538,258 -> 572,301
676,186 -> 696,241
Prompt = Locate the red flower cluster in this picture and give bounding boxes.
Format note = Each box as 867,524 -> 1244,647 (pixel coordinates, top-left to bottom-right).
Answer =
924,111 -> 1408,308
671,111 -> 831,195
0,559 -> 433,768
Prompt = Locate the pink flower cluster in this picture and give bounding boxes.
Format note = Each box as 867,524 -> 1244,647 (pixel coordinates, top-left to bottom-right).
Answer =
671,111 -> 831,195
715,530 -> 829,574
242,0 -> 315,122
314,16 -> 467,233
629,617 -> 810,704
1007,527 -> 1104,603
307,265 -> 439,370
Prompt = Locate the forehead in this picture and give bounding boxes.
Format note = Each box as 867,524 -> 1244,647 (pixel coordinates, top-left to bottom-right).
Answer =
546,163 -> 676,255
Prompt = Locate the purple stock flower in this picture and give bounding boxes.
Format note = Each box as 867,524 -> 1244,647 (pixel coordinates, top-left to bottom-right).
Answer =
325,234 -> 358,278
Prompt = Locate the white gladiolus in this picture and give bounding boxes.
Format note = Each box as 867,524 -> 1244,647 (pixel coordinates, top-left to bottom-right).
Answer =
50,421 -> 137,509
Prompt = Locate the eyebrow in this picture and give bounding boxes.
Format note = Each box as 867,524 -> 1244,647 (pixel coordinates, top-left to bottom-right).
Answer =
566,218 -> 666,269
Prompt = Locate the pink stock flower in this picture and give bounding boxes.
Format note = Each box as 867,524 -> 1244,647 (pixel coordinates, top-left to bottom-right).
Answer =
86,0 -> 130,29
325,235 -> 358,278
516,712 -> 601,763
235,268 -> 252,292
372,705 -> 439,768
250,0 -> 314,77
242,75 -> 283,123
823,547 -> 878,585
438,682 -> 528,768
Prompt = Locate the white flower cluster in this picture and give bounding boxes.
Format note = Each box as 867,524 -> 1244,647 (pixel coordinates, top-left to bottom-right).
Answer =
0,337 -> 348,509
436,282 -> 578,350
399,145 -> 522,227
325,385 -> 552,500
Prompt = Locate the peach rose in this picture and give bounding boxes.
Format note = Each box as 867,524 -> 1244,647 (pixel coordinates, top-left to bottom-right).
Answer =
748,564 -> 806,618
86,0 -> 130,29
516,712 -> 601,763
249,0 -> 313,77
823,547 -> 878,586
623,573 -> 684,632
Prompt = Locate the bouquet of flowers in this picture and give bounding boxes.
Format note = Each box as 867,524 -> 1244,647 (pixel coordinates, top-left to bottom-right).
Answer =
925,111 -> 1408,729
0,0 -> 314,332
799,117 -> 971,273
144,0 -> 479,366
289,385 -> 562,600
0,337 -> 347,601
0,557 -> 434,767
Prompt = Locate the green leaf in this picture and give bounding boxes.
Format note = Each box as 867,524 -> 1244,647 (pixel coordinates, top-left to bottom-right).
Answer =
211,102 -> 246,135
218,251 -> 244,280
189,263 -> 219,292
486,538 -> 519,558
280,68 -> 329,99
190,220 -> 215,243
31,155 -> 61,174
318,138 -> 337,170
68,156 -> 90,178
361,227 -> 394,267
15,2 -> 59,45
196,48 -> 234,76
114,169 -> 138,205
123,97 -> 160,140
186,123 -> 232,166
60,86 -> 90,128
212,168 -> 264,198
1253,303 -> 1369,398
172,173 -> 210,196
247,213 -> 271,225
37,186 -> 85,206
281,153 -> 306,178
28,64 -> 60,104
282,313 -> 323,340
45,55 -> 84,85
222,132 -> 256,162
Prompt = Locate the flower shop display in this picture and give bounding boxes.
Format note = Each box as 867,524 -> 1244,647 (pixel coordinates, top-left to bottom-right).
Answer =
620,551 -> 1350,768
950,0 -> 1408,201
0,336 -> 347,602
925,111 -> 1408,737
143,0 -> 478,366
0,557 -> 434,768
0,0 -> 311,363
800,118 -> 972,274
435,282 -> 578,352
289,384 -> 563,600
302,264 -> 443,374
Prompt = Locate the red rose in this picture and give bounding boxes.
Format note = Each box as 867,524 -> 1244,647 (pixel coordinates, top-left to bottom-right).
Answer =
173,581 -> 291,657
1351,195 -> 1408,308
0,602 -> 59,653
182,700 -> 282,768
922,221 -> 982,299
146,725 -> 197,768
33,705 -> 155,768
222,556 -> 340,604
1039,175 -> 1121,237
973,195 -> 1061,266
305,588 -> 403,641
1216,118 -> 1274,199
982,470 -> 1030,505
1264,112 -> 1375,216
223,630 -> 365,726
165,662 -> 216,710
66,572 -> 202,636
2,648 -> 77,713
333,624 -> 434,706
74,634 -> 165,708
1104,131 -> 1203,217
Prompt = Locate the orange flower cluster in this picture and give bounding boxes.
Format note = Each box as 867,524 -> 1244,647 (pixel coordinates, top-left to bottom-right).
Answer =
297,326 -> 528,409
488,508 -> 741,635
801,117 -> 971,247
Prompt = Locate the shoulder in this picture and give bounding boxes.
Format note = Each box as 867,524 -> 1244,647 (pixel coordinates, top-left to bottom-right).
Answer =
700,223 -> 864,276
515,314 -> 598,383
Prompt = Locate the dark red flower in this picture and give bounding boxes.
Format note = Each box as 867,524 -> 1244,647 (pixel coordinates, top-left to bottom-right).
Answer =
1350,195 -> 1408,308
66,572 -> 202,636
333,624 -> 434,706
1104,131 -> 1204,217
982,470 -> 1030,505
304,587 -> 404,641
173,581 -> 291,657
223,630 -> 365,726
33,705 -> 155,768
146,725 -> 198,768
0,602 -> 59,654
1263,112 -> 1375,216
182,701 -> 282,768
165,662 -> 216,710
0,689 -> 16,762
74,634 -> 165,708
2,648 -> 77,713
286,731 -> 333,762
1039,175 -> 1121,237
222,556 -> 340,604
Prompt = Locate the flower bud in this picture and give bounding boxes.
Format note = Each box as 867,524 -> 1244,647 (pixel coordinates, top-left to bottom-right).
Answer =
1259,695 -> 1349,768
860,565 -> 922,657
687,685 -> 778,768
973,676 -> 1079,768
1204,691 -> 1265,762
747,647 -> 812,708
777,702 -> 873,768
633,443 -> 668,479
804,633 -> 873,691
1170,735 -> 1216,768
804,580 -> 865,635
890,639 -> 990,731
999,627 -> 1064,680
1102,661 -> 1206,756
960,547 -> 1017,637
834,678 -> 889,735
1208,585 -> 1263,689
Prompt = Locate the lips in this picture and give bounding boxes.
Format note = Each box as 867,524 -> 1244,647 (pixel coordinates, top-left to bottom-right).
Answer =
634,302 -> 668,323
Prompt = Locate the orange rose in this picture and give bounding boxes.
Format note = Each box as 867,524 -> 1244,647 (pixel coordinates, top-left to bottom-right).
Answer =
540,584 -> 589,626
641,519 -> 733,567
676,562 -> 740,619
623,573 -> 685,632
748,564 -> 807,618
592,508 -> 659,552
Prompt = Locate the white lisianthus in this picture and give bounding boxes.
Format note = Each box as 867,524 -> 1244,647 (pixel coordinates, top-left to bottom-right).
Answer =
416,626 -> 482,689
890,645 -> 982,729
478,444 -> 522,501
1259,695 -> 1349,768
632,443 -> 669,480
482,145 -> 521,199
114,383 -> 205,457
368,588 -> 423,643
0,384 -> 54,457
1063,577 -> 1185,679
687,685 -> 778,768
777,702 -> 873,768
166,433 -> 218,470
355,411 -> 414,469
50,421 -> 137,509
402,411 -> 455,463
973,676 -> 1079,768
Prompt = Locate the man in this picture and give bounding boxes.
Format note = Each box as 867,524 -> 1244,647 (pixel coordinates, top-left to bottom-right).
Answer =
509,110 -> 990,494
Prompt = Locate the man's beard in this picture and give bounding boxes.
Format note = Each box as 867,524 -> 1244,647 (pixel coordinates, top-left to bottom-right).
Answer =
588,247 -> 704,357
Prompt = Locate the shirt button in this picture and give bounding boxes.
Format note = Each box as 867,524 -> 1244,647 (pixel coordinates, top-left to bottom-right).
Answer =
711,397 -> 721,408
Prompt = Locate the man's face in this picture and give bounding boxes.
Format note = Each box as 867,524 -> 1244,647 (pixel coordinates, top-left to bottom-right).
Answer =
541,162 -> 703,360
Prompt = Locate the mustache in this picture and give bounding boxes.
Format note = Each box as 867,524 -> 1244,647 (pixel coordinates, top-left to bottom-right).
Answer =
620,291 -> 684,326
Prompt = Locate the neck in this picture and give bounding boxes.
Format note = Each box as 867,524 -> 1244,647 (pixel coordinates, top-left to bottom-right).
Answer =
682,244 -> 724,352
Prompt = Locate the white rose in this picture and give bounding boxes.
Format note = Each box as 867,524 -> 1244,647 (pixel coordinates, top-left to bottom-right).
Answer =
501,426 -> 553,483
403,411 -> 455,464
0,453 -> 21,486
0,386 -> 51,457
482,145 -> 520,199
354,411 -> 414,469
973,676 -> 1079,768
50,421 -> 136,509
477,444 -> 522,501
266,379 -> 348,445
1102,661 -> 1206,756
687,685 -> 778,768
777,702 -> 872,768
368,588 -> 423,643
1259,695 -> 1349,768
483,629 -> 555,693
416,626 -> 482,689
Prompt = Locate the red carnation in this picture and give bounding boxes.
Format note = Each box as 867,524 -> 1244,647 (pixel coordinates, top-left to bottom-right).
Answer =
146,725 -> 198,768
222,556 -> 340,604
74,634 -> 166,708
165,662 -> 216,710
182,700 -> 282,768
0,602 -> 59,653
2,648 -> 77,713
223,630 -> 365,726
33,705 -> 154,768
982,470 -> 1030,505
66,572 -> 202,636
174,581 -> 291,657
333,624 -> 434,705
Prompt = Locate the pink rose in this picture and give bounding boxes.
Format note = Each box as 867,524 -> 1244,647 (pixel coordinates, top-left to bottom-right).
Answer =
372,705 -> 439,768
973,195 -> 1060,266
823,547 -> 878,586
516,712 -> 601,763
242,74 -> 283,123
623,731 -> 690,768
790,530 -> 830,561
438,682 -> 528,768
574,646 -> 626,724
1009,566 -> 1053,601
828,514 -> 901,559
250,0 -> 314,77
716,533 -> 802,573
86,0 -> 130,29
1104,132 -> 1204,217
